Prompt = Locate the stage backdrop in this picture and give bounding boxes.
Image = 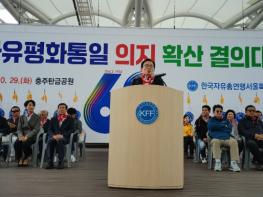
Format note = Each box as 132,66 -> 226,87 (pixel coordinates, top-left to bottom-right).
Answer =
0,24 -> 262,143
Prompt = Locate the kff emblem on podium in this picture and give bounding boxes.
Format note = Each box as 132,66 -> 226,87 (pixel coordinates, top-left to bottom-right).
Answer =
136,101 -> 159,124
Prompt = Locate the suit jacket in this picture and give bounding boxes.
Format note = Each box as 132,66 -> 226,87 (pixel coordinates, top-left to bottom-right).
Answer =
132,76 -> 166,86
17,113 -> 40,141
48,116 -> 74,142
73,119 -> 82,134
7,117 -> 19,133
0,116 -> 10,136
41,119 -> 50,133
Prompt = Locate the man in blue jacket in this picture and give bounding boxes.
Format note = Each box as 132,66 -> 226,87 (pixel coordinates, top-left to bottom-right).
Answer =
208,104 -> 240,172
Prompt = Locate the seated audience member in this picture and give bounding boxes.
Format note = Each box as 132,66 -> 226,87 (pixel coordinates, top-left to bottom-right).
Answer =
238,105 -> 263,170
0,115 -> 10,160
132,58 -> 166,86
46,103 -> 74,169
39,110 -> 50,133
7,106 -> 20,133
6,106 -> 21,160
67,107 -> 82,162
208,104 -> 240,172
225,109 -> 243,154
183,114 -> 194,159
38,110 -> 50,159
255,110 -> 262,121
195,105 -> 211,163
14,100 -> 40,167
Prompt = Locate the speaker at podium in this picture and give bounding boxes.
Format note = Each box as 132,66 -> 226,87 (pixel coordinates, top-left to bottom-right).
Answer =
108,85 -> 184,189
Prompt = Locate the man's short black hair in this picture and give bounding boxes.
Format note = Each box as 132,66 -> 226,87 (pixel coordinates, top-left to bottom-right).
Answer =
225,109 -> 236,119
245,105 -> 255,111
256,110 -> 262,114
213,104 -> 223,112
24,100 -> 36,107
11,106 -> 20,111
67,107 -> 77,115
58,103 -> 68,109
183,114 -> 190,119
140,58 -> 155,69
202,105 -> 211,112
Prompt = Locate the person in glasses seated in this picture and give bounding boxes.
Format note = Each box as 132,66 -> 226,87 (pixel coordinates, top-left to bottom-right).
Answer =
238,105 -> 263,170
208,104 -> 240,172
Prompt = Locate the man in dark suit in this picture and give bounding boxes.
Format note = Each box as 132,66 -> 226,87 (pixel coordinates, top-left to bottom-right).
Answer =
46,103 -> 74,169
132,58 -> 166,86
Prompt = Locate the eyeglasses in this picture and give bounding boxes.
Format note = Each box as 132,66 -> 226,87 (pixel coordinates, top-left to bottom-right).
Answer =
215,110 -> 223,113
11,110 -> 19,113
247,109 -> 256,112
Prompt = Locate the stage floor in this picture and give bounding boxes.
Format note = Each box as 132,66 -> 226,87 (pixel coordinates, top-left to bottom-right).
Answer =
0,148 -> 262,197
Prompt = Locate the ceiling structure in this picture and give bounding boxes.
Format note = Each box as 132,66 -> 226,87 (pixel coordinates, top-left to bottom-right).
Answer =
0,0 -> 262,30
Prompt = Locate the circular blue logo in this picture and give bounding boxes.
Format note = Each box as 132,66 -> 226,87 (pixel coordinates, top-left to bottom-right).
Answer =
187,80 -> 198,92
136,102 -> 159,124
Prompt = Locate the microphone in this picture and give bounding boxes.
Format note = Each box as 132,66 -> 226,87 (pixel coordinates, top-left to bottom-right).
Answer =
154,73 -> 166,78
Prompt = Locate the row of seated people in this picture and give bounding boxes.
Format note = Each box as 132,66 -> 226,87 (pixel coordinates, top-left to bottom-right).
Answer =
0,100 -> 83,169
183,104 -> 263,171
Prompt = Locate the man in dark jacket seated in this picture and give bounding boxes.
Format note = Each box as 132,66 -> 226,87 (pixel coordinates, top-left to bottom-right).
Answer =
0,115 -> 10,161
46,103 -> 74,169
132,58 -> 166,86
238,105 -> 263,170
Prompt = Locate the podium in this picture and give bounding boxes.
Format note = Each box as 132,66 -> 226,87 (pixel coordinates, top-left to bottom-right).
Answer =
108,85 -> 183,189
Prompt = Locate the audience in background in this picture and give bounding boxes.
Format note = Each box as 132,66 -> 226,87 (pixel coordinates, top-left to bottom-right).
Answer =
46,103 -> 74,169
0,114 -> 10,161
194,105 -> 211,163
238,105 -> 263,170
14,100 -> 40,167
183,114 -> 194,159
208,104 -> 240,172
67,107 -> 82,162
225,109 -> 243,154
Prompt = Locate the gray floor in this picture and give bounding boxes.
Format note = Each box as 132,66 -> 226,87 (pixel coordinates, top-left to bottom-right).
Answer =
0,148 -> 262,197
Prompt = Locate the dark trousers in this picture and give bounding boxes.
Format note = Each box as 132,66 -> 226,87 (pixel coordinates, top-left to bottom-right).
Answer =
184,136 -> 194,157
71,134 -> 78,152
237,139 -> 243,154
14,139 -> 34,160
46,138 -> 68,164
247,139 -> 263,164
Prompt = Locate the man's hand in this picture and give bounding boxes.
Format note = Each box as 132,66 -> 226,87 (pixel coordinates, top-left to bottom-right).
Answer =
19,136 -> 26,141
8,122 -> 16,129
53,133 -> 63,141
22,136 -> 28,142
57,134 -> 63,140
255,134 -> 263,140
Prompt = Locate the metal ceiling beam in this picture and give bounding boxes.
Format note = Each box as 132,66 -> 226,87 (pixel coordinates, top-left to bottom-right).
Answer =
222,0 -> 263,28
72,0 -> 96,26
1,0 -> 50,23
153,12 -> 223,28
50,11 -> 122,26
247,9 -> 263,29
135,0 -> 142,27
122,0 -> 134,26
12,0 -> 50,23
144,0 -> 152,26
0,0 -> 20,22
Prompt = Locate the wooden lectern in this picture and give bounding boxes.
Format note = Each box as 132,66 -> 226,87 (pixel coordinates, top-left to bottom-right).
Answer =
108,85 -> 183,189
